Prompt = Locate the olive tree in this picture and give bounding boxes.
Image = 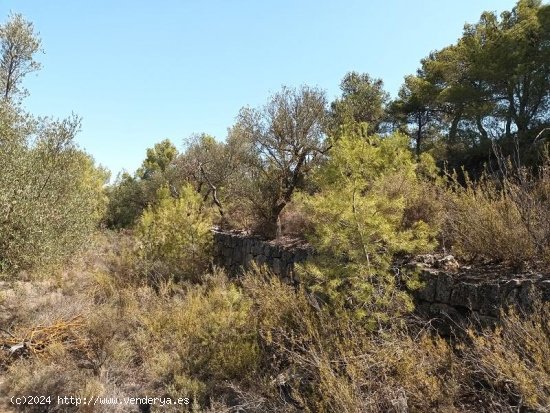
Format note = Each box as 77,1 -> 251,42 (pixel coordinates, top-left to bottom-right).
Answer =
0,14 -> 107,273
234,85 -> 329,237
175,132 -> 252,223
0,13 -> 41,101
0,112 -> 108,273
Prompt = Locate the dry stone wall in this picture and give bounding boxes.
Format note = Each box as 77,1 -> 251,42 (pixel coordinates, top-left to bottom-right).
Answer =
212,230 -> 311,282
212,231 -> 550,333
412,266 -> 550,334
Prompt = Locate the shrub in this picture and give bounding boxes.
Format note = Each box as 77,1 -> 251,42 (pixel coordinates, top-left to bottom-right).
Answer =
133,271 -> 259,405
136,183 -> 213,283
465,301 -> 550,412
296,128 -> 440,323
242,270 -> 461,413
444,152 -> 550,268
0,109 -> 108,274
4,360 -> 90,413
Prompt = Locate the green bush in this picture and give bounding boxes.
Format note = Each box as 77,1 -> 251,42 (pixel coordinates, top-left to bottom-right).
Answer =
0,107 -> 108,274
296,127 -> 440,323
137,183 -> 213,282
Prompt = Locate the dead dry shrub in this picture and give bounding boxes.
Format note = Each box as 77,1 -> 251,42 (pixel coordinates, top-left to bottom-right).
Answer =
241,269 -> 462,413
444,152 -> 550,268
0,315 -> 86,368
464,301 -> 550,412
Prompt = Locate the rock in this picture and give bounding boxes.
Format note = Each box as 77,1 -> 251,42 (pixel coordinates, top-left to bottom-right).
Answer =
271,247 -> 282,259
539,280 -> 550,301
273,258 -> 281,275
414,301 -> 432,316
415,271 -> 437,302
256,255 -> 266,265
517,280 -> 535,310
224,255 -> 232,267
435,273 -> 454,302
501,279 -> 522,305
417,254 -> 436,266
428,303 -> 463,335
295,249 -> 309,262
244,254 -> 254,268
243,238 -> 251,254
450,282 -> 480,311
436,255 -> 459,271
251,241 -> 260,255
478,283 -> 501,317
429,302 -> 461,318
281,250 -> 292,263
477,314 -> 498,329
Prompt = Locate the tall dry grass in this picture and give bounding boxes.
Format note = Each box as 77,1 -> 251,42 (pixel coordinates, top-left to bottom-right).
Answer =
444,151 -> 550,269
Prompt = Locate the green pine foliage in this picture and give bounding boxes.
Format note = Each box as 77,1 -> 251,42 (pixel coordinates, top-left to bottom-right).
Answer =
137,183 -> 214,283
297,127 -> 440,323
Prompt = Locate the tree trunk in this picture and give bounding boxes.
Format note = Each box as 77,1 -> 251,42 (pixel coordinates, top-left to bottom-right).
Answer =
271,201 -> 287,239
476,115 -> 489,144
449,111 -> 461,143
416,113 -> 423,156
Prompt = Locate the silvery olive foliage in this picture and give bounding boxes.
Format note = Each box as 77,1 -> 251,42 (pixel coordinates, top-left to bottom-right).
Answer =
0,14 -> 108,274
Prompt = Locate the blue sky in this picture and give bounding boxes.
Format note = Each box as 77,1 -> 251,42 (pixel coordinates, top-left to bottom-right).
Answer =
0,0 -> 518,178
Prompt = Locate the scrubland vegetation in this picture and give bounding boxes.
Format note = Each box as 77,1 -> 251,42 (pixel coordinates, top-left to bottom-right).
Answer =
1,1 -> 550,412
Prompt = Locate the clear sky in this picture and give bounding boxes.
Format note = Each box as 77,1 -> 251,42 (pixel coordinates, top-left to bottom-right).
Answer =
0,0 -> 519,178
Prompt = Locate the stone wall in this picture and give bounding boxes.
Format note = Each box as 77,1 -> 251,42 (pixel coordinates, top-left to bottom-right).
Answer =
212,230 -> 311,281
213,231 -> 550,333
413,265 -> 550,334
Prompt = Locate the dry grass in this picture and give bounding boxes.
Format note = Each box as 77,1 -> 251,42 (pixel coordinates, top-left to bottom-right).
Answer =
241,269 -> 461,413
444,153 -> 550,269
464,301 -> 550,412
1,232 -> 549,413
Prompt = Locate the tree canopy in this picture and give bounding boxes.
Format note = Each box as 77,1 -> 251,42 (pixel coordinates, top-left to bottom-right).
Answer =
0,13 -> 41,101
234,85 -> 329,236
330,72 -> 389,135
390,0 -> 550,168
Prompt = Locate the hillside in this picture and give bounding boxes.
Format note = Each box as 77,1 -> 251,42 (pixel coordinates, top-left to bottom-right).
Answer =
1,1 -> 550,412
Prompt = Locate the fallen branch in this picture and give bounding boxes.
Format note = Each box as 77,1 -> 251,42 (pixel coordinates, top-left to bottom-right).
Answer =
0,315 -> 87,364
